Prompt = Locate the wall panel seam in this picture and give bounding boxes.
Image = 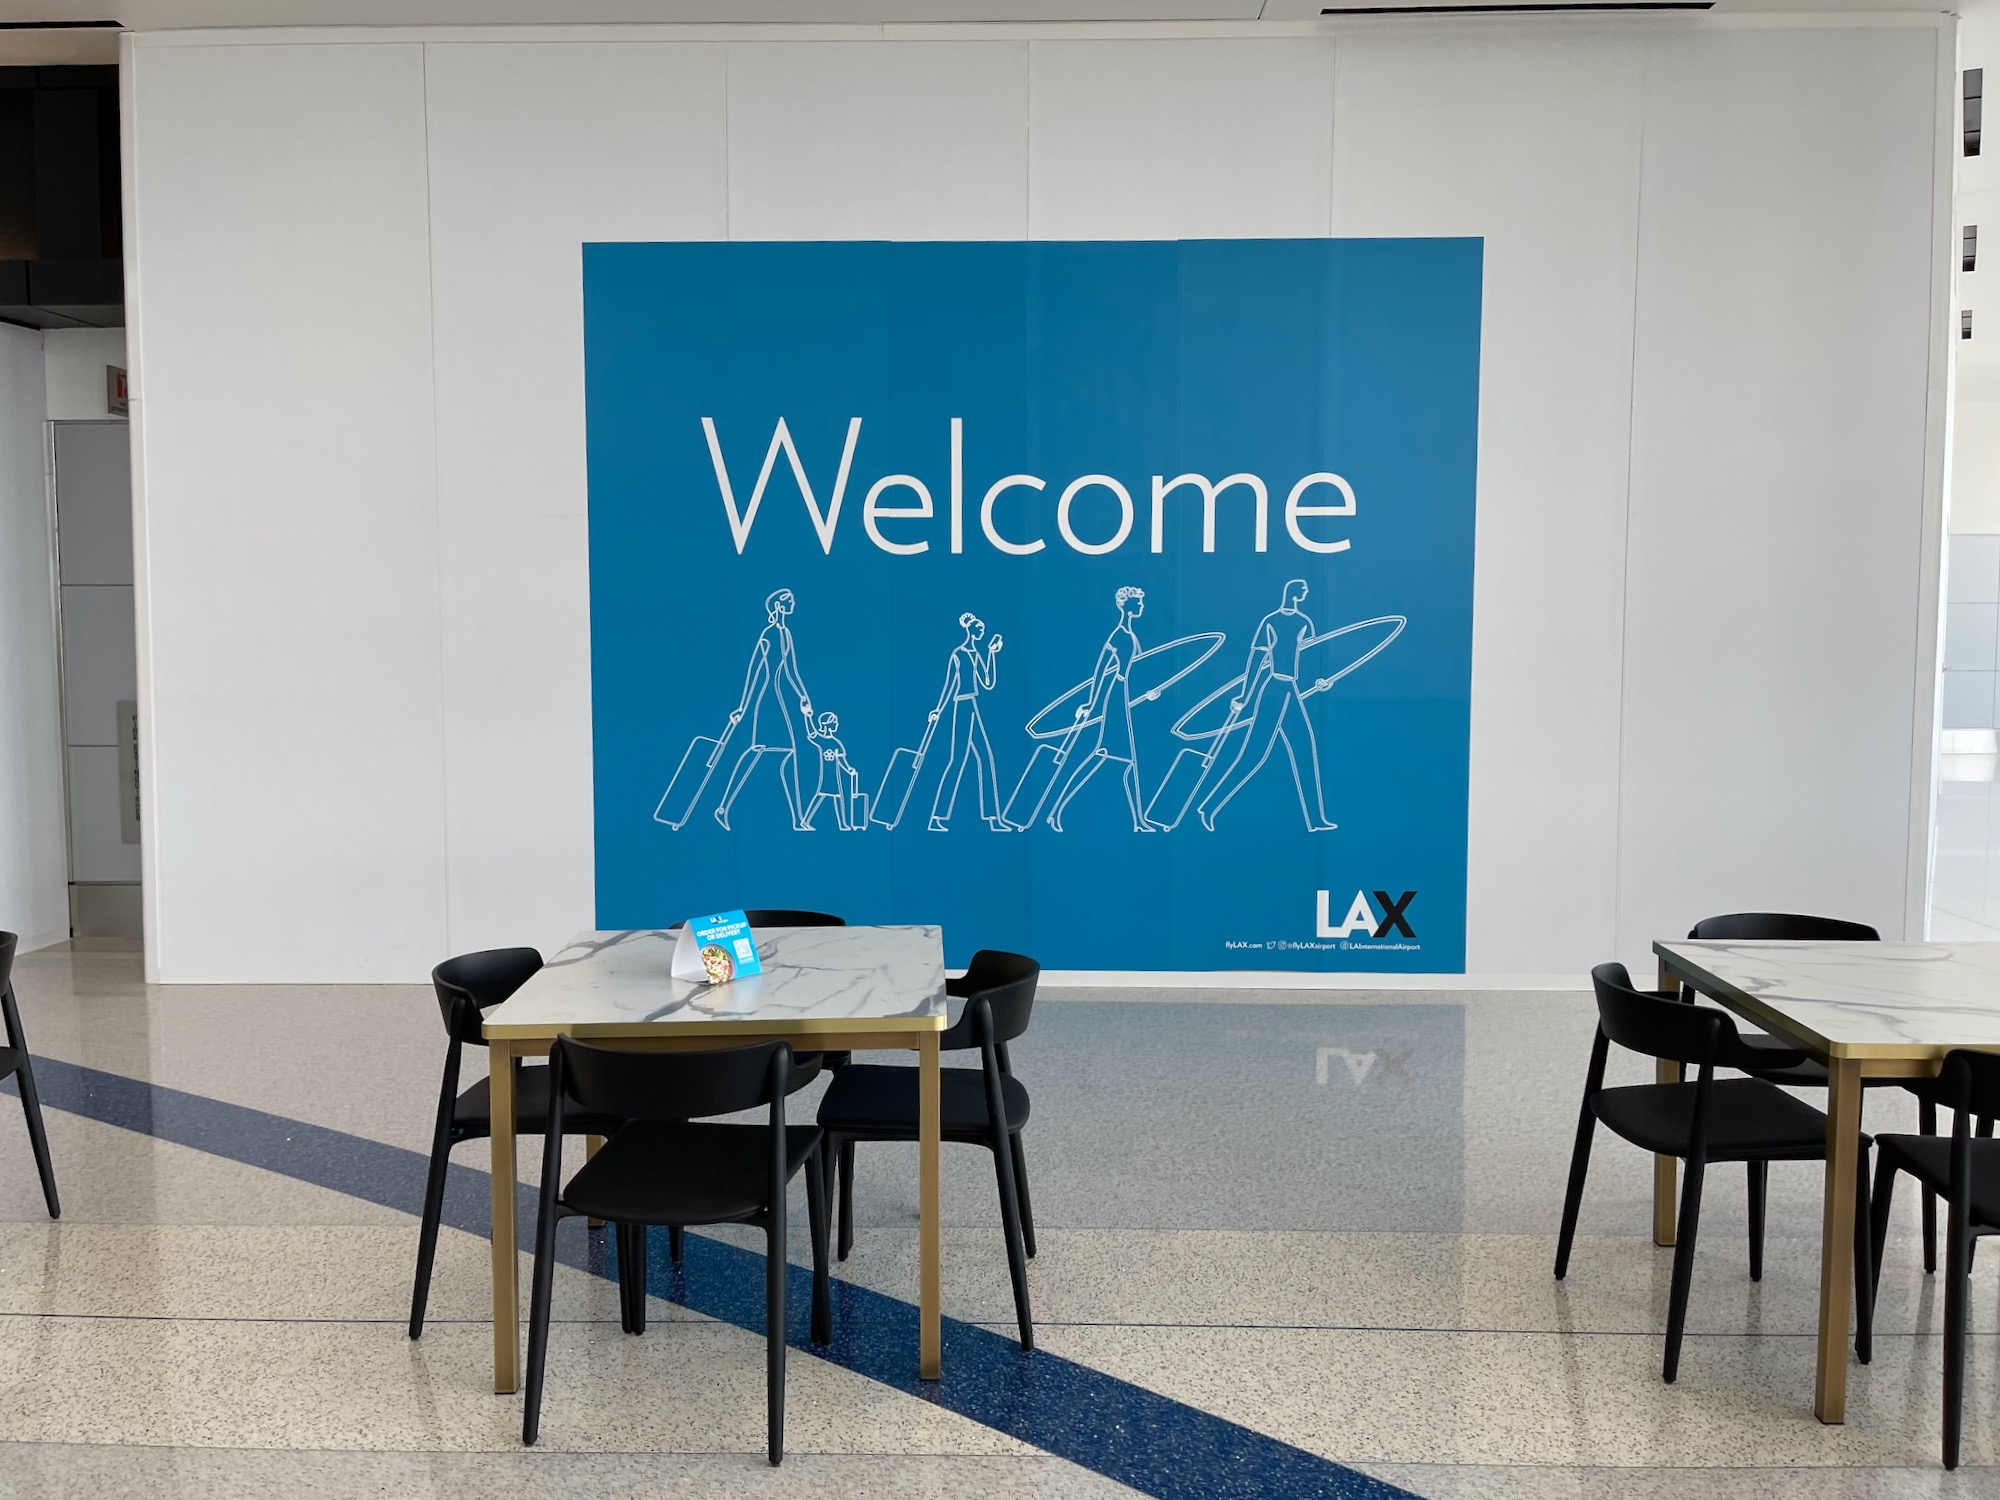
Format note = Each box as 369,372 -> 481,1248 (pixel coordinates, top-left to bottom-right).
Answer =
420,41 -> 456,962
1610,30 -> 1652,969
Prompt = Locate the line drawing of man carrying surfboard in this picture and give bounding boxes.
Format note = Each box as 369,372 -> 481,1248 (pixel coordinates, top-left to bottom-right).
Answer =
926,612 -> 1008,832
712,587 -> 818,832
1043,585 -> 1157,833
1196,578 -> 1340,832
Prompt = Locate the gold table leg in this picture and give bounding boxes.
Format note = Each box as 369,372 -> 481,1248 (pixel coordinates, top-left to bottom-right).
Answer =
1815,1057 -> 1863,1423
1653,957 -> 1679,1246
489,1041 -> 520,1395
918,1030 -> 942,1379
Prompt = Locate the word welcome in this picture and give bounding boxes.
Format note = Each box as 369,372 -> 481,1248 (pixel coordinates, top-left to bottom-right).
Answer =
702,417 -> 1357,558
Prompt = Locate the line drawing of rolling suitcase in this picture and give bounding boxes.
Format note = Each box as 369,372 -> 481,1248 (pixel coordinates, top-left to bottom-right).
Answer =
1145,697 -> 1248,831
654,713 -> 739,829
1001,716 -> 1088,831
870,709 -> 943,830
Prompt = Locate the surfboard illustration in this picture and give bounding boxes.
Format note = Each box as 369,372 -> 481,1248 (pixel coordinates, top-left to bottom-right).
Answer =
1168,615 -> 1408,746
1019,632 -> 1226,741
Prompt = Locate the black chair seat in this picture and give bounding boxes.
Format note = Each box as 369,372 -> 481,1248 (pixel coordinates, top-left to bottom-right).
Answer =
1875,1134 -> 2000,1231
818,1063 -> 1030,1138
1595,1078 -> 1853,1161
453,1067 -> 625,1138
563,1121 -> 823,1225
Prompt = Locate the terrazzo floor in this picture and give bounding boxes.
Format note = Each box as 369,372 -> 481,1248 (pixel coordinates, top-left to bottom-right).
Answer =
0,944 -> 1997,1497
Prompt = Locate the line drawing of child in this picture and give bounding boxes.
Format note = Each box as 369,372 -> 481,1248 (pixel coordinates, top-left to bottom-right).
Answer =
803,712 -> 863,831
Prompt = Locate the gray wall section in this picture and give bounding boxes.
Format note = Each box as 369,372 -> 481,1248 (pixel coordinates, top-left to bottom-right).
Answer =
54,423 -> 139,887
0,326 -> 67,950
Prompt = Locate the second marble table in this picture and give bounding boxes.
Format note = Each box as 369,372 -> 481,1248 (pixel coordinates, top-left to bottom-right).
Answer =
480,925 -> 949,1392
1653,938 -> 2000,1424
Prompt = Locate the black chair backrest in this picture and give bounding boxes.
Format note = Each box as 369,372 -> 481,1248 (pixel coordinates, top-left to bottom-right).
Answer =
1687,912 -> 1880,943
1590,961 -> 1767,1072
555,1035 -> 788,1122
942,950 -> 1039,1049
433,947 -> 544,1047
0,931 -> 17,1047
1931,1049 -> 2000,1121
742,909 -> 845,927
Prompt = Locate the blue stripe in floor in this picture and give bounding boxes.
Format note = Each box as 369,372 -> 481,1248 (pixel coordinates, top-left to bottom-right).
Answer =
12,1057 -> 1418,1500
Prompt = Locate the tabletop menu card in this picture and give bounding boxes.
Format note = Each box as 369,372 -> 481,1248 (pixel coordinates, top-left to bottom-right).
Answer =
671,910 -> 763,985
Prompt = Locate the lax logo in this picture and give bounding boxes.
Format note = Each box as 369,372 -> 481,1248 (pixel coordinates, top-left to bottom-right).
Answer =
1315,889 -> 1417,941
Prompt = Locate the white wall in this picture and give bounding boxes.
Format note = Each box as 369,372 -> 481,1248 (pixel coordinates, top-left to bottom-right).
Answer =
0,324 -> 68,954
127,42 -> 445,982
123,21 -> 1951,983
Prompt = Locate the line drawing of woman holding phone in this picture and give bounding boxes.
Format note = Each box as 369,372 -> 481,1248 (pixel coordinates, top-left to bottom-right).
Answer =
928,612 -> 1007,831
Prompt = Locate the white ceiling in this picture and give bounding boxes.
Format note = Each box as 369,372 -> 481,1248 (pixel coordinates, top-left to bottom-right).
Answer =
0,0 -> 1958,30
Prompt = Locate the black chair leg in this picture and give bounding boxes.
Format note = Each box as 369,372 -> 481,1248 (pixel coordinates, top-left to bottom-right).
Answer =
629,1225 -> 648,1333
408,1121 -> 456,1341
1553,1099 -> 1596,1279
805,1143 -> 832,1345
668,1225 -> 684,1265
1867,1152 -> 1898,1328
1853,1149 -> 1874,1365
522,1207 -> 564,1446
614,1222 -> 637,1333
766,1209 -> 787,1466
1747,1160 -> 1767,1283
836,1137 -> 856,1262
1944,1206 -> 1971,1469
1008,1130 -> 1036,1259
12,1052 -> 58,1221
1920,1098 -> 1938,1274
1662,1155 -> 1706,1384
989,1135 -> 1034,1352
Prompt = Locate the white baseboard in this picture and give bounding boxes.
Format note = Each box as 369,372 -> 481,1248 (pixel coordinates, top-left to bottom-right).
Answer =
1038,969 -> 1584,991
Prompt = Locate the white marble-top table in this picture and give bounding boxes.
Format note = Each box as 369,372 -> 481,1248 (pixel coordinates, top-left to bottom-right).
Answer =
1654,940 -> 2000,1060
479,925 -> 949,1393
484,926 -> 947,1037
1652,938 -> 2000,1426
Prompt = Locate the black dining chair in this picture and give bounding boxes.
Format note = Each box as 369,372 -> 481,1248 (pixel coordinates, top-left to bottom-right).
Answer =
0,933 -> 59,1219
1685,913 -> 1979,1275
647,909 -> 845,1270
817,949 -> 1039,1351
522,1036 -> 830,1464
742,909 -> 845,930
1557,962 -> 1872,1382
408,947 -> 625,1340
1863,1048 -> 2000,1469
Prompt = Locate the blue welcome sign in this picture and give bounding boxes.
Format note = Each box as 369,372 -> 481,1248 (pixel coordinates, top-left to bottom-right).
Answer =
583,239 -> 1480,972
